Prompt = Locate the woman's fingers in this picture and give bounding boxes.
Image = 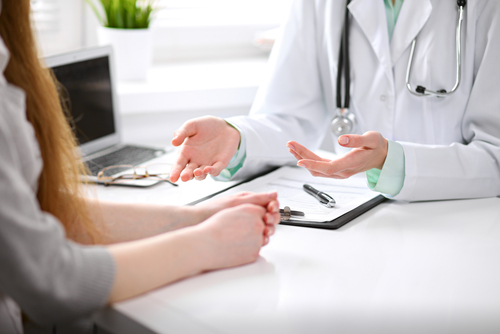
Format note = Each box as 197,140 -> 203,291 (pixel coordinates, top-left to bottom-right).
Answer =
227,192 -> 279,209
267,199 -> 279,216
264,223 -> 276,236
263,235 -> 270,246
264,209 -> 279,226
248,193 -> 279,212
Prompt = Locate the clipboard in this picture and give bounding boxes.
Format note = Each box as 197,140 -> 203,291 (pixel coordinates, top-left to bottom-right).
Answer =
203,166 -> 387,230
279,194 -> 387,229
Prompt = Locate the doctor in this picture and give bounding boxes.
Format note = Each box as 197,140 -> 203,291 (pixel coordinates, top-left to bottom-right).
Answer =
169,0 -> 500,201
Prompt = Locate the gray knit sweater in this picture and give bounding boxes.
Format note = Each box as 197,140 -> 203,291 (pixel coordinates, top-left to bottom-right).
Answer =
0,33 -> 115,333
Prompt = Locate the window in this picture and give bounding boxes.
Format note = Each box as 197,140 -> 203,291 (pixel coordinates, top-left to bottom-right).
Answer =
32,0 -> 291,59
156,0 -> 292,27
31,0 -> 83,56
152,0 -> 292,60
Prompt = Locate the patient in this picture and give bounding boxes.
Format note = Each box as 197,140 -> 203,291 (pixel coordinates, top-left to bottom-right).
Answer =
0,1 -> 279,333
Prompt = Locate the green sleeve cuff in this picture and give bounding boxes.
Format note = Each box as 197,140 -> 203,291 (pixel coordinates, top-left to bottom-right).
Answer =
366,140 -> 405,196
211,121 -> 247,181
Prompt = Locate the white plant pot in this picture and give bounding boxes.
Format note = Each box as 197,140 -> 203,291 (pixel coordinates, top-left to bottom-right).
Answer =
97,26 -> 153,81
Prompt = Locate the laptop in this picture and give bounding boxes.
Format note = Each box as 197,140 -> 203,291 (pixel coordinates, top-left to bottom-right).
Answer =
45,46 -> 170,186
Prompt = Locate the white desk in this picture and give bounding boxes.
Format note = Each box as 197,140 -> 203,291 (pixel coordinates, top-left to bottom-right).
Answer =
94,173 -> 500,334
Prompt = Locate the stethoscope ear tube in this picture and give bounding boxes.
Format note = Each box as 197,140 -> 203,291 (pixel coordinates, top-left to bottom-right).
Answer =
406,1 -> 466,97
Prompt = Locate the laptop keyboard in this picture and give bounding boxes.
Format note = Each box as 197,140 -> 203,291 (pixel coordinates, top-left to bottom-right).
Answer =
86,145 -> 166,176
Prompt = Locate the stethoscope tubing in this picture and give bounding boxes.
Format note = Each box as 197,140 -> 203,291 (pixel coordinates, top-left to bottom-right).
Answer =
332,0 -> 466,137
406,4 -> 465,97
336,0 -> 351,110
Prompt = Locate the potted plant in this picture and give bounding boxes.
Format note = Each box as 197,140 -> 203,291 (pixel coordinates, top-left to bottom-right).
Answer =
85,0 -> 157,80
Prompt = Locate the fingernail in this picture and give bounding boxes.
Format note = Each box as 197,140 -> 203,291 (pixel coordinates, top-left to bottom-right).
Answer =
267,215 -> 274,224
273,203 -> 279,212
264,236 -> 269,244
287,143 -> 295,151
297,161 -> 306,168
339,136 -> 349,145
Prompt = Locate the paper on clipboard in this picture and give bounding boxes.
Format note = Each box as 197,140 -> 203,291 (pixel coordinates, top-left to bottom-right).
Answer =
216,166 -> 381,223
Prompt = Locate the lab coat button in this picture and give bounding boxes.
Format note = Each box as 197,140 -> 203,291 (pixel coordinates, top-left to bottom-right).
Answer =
380,95 -> 387,101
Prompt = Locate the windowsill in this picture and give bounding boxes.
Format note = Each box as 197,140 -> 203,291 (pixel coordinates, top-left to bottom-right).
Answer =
116,56 -> 269,114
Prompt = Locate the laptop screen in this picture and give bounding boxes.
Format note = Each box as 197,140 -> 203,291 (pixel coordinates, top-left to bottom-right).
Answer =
51,56 -> 116,146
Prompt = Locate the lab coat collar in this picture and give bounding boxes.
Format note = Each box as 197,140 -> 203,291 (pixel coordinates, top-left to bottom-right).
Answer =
390,0 -> 433,66
348,0 -> 393,84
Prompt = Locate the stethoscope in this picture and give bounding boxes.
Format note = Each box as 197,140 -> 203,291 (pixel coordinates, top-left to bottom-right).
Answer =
331,0 -> 467,137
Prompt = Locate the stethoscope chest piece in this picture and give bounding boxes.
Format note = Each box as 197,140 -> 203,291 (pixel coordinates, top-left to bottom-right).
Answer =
331,108 -> 357,137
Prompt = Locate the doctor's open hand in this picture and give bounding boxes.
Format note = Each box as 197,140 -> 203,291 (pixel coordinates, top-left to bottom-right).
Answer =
170,116 -> 241,182
287,131 -> 388,179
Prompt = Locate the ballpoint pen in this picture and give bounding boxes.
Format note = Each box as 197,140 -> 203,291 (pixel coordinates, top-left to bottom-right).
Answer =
303,184 -> 336,208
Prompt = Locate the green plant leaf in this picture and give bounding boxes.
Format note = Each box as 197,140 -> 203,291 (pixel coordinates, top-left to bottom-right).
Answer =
85,0 -> 156,29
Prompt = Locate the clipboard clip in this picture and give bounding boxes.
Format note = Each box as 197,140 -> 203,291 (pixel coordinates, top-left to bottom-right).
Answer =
280,206 -> 305,221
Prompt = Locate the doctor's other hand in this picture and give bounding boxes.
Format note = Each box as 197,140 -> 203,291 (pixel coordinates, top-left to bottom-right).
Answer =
170,116 -> 240,182
194,191 -> 280,244
287,131 -> 388,179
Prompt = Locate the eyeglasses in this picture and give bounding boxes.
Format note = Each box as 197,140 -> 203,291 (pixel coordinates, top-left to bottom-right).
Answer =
97,163 -> 177,186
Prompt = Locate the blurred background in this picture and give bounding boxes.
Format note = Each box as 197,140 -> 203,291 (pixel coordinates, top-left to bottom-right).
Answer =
31,0 -> 336,153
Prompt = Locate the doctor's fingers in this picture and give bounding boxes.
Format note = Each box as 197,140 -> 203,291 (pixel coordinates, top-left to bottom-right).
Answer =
306,168 -> 348,179
203,161 -> 227,178
288,148 -> 302,161
169,155 -> 190,183
180,162 -> 199,182
172,123 -> 196,147
193,166 -> 209,181
297,159 -> 357,179
338,131 -> 385,149
287,141 -> 329,162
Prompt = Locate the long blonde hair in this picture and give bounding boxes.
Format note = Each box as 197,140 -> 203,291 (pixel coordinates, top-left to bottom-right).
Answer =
0,0 -> 99,242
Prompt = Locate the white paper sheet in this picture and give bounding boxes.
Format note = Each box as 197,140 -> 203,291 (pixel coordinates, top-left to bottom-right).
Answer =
213,166 -> 381,223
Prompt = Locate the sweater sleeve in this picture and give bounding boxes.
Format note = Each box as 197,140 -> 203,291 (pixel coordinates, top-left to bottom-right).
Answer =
0,87 -> 115,325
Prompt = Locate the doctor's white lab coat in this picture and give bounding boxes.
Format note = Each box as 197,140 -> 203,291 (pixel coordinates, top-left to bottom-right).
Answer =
227,0 -> 500,201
